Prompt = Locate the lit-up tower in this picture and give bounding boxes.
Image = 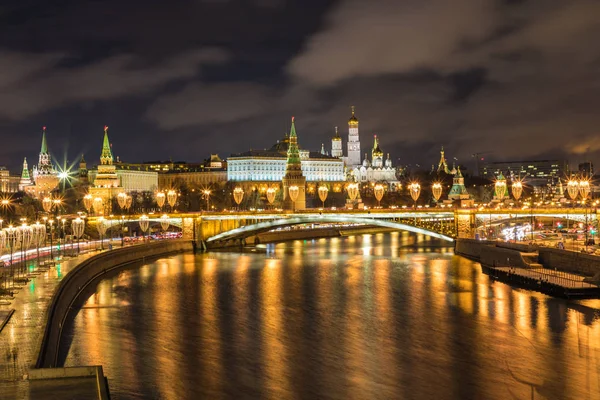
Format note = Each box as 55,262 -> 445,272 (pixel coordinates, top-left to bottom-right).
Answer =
19,157 -> 32,191
331,126 -> 343,158
78,154 -> 89,188
437,146 -> 450,174
31,126 -> 59,196
371,135 -> 383,168
347,106 -> 361,167
282,117 -> 306,211
89,126 -> 120,214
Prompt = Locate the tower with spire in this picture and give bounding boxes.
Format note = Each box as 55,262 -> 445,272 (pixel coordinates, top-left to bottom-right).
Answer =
371,135 -> 383,168
19,157 -> 32,191
30,126 -> 59,197
347,106 -> 361,167
437,146 -> 450,174
93,126 -> 119,189
331,126 -> 343,158
447,167 -> 473,206
282,116 -> 306,211
78,154 -> 89,187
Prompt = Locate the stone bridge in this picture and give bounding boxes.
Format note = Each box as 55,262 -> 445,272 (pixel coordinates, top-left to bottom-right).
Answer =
87,207 -> 597,248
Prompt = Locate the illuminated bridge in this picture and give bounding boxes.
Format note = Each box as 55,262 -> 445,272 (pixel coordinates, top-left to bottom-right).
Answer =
88,207 -> 597,248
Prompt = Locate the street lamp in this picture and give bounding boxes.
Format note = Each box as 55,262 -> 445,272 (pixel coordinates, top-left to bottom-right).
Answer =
93,197 -> 104,215
318,185 -> 329,208
72,217 -> 84,255
432,182 -> 443,203
139,214 -> 150,243
373,184 -> 384,208
347,183 -> 359,209
266,187 -> 277,209
160,214 -> 170,232
97,217 -> 108,250
83,194 -> 93,213
288,185 -> 299,212
202,189 -> 211,211
31,221 -> 45,269
156,191 -> 166,211
233,187 -> 244,210
167,190 -> 177,212
512,180 -> 523,201
408,182 -> 421,208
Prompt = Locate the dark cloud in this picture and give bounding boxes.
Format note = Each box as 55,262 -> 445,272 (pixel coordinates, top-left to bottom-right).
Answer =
1,0 -> 600,171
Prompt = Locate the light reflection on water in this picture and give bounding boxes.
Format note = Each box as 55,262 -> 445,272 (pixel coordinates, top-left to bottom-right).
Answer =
64,232 -> 600,400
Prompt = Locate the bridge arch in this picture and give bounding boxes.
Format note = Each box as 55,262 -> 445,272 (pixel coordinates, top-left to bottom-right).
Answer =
205,215 -> 454,243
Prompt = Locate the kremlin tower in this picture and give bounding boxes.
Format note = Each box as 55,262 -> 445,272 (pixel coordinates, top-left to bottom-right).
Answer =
89,126 -> 121,214
347,106 -> 361,167
282,117 -> 306,211
371,135 -> 383,168
28,127 -> 59,197
19,157 -> 32,191
331,126 -> 343,158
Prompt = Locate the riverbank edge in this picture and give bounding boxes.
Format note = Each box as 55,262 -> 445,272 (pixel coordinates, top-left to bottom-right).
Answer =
35,240 -> 193,371
455,239 -> 600,281
249,226 -> 411,245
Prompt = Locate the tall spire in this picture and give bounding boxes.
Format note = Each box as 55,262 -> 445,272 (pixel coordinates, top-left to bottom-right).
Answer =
321,143 -> 326,155
348,106 -> 358,126
40,126 -> 48,154
100,125 -> 114,165
285,117 -> 302,171
19,157 -> 32,190
332,126 -> 341,140
437,146 -> 450,174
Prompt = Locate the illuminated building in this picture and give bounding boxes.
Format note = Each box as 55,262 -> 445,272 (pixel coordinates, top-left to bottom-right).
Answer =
227,132 -> 345,183
0,167 -> 19,193
19,158 -> 32,191
351,135 -> 399,188
331,126 -> 343,158
345,106 -> 361,167
22,127 -> 60,198
282,117 -> 306,210
447,167 -> 473,206
479,159 -> 566,185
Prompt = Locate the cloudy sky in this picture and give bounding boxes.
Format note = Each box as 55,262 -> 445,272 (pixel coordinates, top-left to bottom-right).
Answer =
0,0 -> 599,172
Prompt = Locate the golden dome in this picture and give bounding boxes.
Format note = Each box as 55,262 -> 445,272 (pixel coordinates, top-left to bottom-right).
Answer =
332,126 -> 341,141
348,106 -> 359,126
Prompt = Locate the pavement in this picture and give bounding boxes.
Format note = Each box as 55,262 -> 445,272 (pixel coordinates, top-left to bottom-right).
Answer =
0,243 -> 113,399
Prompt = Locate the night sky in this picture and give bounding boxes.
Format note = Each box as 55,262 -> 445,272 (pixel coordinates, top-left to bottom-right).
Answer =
1,0 -> 599,172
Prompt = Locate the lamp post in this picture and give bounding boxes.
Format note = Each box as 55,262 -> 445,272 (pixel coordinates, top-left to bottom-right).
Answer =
288,185 -> 299,212
347,183 -> 359,209
32,221 -> 45,269
432,182 -> 443,205
579,179 -> 591,250
318,185 -> 329,209
0,229 -> 5,289
97,217 -> 108,250
202,189 -> 211,211
83,194 -> 93,213
167,190 -> 177,212
6,225 -> 18,287
117,192 -> 132,246
408,182 -> 421,209
139,214 -> 149,243
160,214 -> 170,233
233,187 -> 244,210
266,187 -> 276,210
72,217 -> 84,255
93,197 -> 104,216
373,184 -> 384,208
156,191 -> 166,212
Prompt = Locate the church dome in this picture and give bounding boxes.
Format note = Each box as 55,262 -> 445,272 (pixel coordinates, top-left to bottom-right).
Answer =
348,106 -> 359,126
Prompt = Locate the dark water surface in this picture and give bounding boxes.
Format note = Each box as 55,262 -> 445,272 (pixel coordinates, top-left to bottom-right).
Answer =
64,233 -> 600,400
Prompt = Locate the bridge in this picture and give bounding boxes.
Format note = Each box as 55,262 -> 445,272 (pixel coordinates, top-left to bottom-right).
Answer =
88,206 -> 598,248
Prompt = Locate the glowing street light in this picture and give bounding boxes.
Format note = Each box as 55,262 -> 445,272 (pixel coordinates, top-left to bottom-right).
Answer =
233,187 -> 244,209
579,179 -> 590,200
373,184 -> 384,208
408,182 -> 421,207
567,179 -> 579,201
266,187 -> 277,209
347,183 -> 359,203
97,217 -> 108,250
511,180 -> 523,201
288,185 -> 299,212
93,197 -> 104,215
202,189 -> 211,211
83,194 -> 93,213
160,214 -> 170,232
167,190 -> 177,210
318,185 -> 329,208
155,191 -> 166,210
432,182 -> 443,203
139,214 -> 150,242
42,196 -> 52,213
72,217 -> 84,255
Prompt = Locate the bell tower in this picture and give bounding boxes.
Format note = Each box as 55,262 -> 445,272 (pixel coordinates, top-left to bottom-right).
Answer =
347,106 -> 361,166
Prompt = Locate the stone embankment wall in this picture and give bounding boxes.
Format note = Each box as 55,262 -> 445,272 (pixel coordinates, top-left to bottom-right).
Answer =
36,240 -> 193,369
456,239 -> 600,279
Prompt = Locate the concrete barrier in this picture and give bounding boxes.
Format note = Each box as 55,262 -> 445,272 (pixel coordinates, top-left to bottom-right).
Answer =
539,248 -> 600,279
36,240 -> 193,369
454,238 -> 496,260
480,246 -> 540,269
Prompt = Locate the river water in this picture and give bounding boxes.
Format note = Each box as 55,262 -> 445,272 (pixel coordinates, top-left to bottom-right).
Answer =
63,233 -> 600,400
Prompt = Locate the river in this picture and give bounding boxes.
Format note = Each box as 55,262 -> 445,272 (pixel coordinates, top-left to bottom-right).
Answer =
63,232 -> 600,399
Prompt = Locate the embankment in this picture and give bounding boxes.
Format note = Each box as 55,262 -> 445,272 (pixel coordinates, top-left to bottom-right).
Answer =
36,240 -> 193,369
456,239 -> 600,280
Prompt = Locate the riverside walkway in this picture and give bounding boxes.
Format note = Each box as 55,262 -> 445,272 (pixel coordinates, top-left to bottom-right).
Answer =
0,242 -> 117,399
